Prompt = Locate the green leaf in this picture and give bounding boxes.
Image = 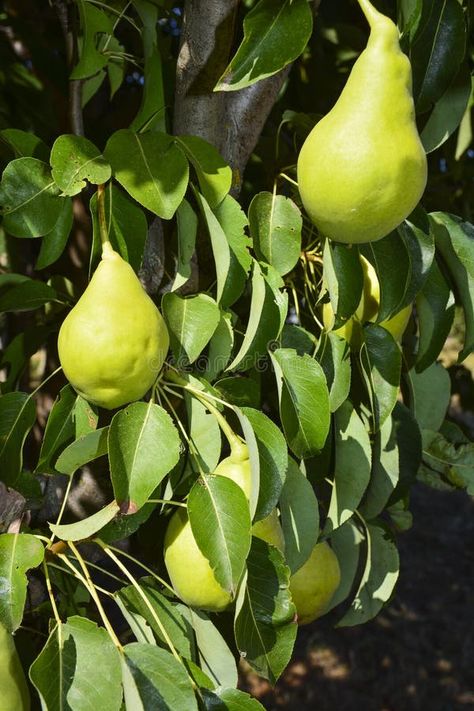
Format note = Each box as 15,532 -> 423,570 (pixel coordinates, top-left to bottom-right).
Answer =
327,519 -> 364,613
50,135 -> 111,196
30,617 -> 122,711
421,63 -> 472,153
0,279 -> 62,313
0,157 -> 62,237
0,128 -> 49,161
279,459 -> 319,574
234,538 -> 296,684
55,427 -> 109,476
99,504 -> 156,544
130,0 -> 166,132
123,643 -> 198,711
104,130 -> 189,220
431,212 -> 474,361
172,199 -> 198,292
90,183 -> 148,274
184,392 -> 221,474
162,292 -> 220,365
216,0 -> 313,91
0,392 -> 36,486
36,385 -> 95,475
118,578 -> 193,658
177,136 -> 232,208
323,241 -> 363,326
0,324 -> 54,392
315,332 -> 351,412
406,362 -> 451,432
228,262 -> 287,371
202,688 -> 266,711
249,192 -> 302,276
411,0 -> 467,114
109,402 -> 180,512
184,608 -> 238,690
240,407 -> 288,521
49,500 -> 120,541
421,429 -> 474,494
196,192 -> 251,309
358,325 -> 402,432
415,257 -> 455,371
271,348 -> 330,458
36,197 -> 74,270
324,402 -> 371,534
205,311 -> 234,381
338,521 -> 399,627
71,0 -> 114,79
188,475 -> 251,596
280,324 -> 316,356
0,533 -> 44,631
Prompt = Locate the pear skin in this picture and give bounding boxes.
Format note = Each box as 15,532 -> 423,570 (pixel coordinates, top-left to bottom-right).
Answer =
289,541 -> 341,625
58,242 -> 169,409
298,0 -> 427,244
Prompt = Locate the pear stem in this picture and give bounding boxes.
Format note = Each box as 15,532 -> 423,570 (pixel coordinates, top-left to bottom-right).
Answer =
97,183 -> 110,249
356,0 -> 384,28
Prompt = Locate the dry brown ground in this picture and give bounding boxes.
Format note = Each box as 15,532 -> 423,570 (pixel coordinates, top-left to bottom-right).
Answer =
242,484 -> 474,711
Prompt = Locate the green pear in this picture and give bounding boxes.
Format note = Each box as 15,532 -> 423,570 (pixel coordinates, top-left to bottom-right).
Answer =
297,0 -> 427,244
213,443 -> 252,501
0,623 -> 30,711
252,508 -> 285,552
58,242 -> 169,409
163,506 -> 232,612
322,255 -> 412,348
289,541 -> 341,625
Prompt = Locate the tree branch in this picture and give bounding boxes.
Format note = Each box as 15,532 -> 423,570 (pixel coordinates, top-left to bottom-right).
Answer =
53,0 -> 84,136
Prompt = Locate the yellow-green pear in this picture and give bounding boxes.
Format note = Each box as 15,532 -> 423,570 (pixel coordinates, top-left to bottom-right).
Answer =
213,442 -> 252,501
252,508 -> 285,552
58,242 -> 169,409
0,623 -> 30,711
323,255 -> 412,347
297,0 -> 427,244
163,507 -> 232,612
289,541 -> 341,625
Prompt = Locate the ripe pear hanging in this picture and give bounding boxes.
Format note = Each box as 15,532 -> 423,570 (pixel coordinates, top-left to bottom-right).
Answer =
297,0 -> 427,244
58,242 -> 169,409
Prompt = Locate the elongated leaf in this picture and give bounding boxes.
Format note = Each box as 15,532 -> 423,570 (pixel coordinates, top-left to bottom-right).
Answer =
280,459 -> 319,574
30,617 -> 122,711
0,279 -> 62,313
324,402 -> 371,534
163,292 -> 220,365
406,362 -> 451,432
71,0 -> 113,79
123,643 -> 198,711
36,385 -> 91,475
172,199 -> 198,292
234,538 -> 296,684
228,262 -> 287,371
109,402 -> 180,512
184,393 -> 221,474
185,608 -> 238,690
0,533 -> 44,631
90,183 -> 148,274
415,257 -> 455,371
55,427 -> 109,476
205,311 -> 234,381
216,0 -> 312,91
327,519 -> 364,613
49,501 -> 120,541
50,134 -> 111,196
358,325 -> 402,432
131,0 -> 166,132
118,578 -> 193,658
104,130 -> 189,220
421,63 -> 471,153
203,689 -> 266,710
431,213 -> 474,361
196,192 -> 251,309
271,348 -> 330,458
338,521 -> 399,627
323,241 -> 363,326
249,192 -> 302,276
0,157 -> 62,237
315,332 -> 351,412
0,324 -> 54,392
240,407 -> 288,520
0,128 -> 49,161
188,475 -> 251,596
177,136 -> 231,208
36,197 -> 74,270
0,392 -> 36,486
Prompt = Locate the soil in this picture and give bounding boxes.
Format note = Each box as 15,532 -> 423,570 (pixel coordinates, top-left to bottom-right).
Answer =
243,484 -> 474,711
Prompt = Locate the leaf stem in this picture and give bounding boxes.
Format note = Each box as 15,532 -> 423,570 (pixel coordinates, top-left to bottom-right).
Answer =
42,560 -> 61,625
97,184 -> 109,248
95,542 -> 175,595
48,474 -> 74,547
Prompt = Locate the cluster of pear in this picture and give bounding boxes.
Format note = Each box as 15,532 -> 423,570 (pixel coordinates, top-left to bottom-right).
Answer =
0,623 -> 30,711
58,241 -> 169,409
163,432 -> 341,625
297,0 -> 427,244
323,254 -> 412,348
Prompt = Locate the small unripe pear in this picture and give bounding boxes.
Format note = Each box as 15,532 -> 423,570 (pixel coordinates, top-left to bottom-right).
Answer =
289,542 -> 341,625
